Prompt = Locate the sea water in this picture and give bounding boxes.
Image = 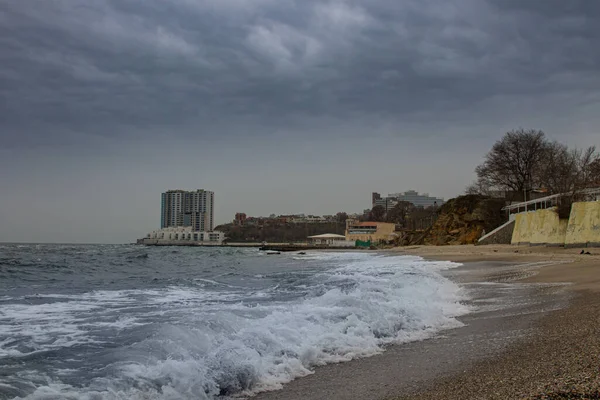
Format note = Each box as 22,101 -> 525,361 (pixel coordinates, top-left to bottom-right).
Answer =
0,245 -> 468,399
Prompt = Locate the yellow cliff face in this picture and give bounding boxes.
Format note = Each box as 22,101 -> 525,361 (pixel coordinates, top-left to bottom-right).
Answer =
565,201 -> 600,247
512,208 -> 568,246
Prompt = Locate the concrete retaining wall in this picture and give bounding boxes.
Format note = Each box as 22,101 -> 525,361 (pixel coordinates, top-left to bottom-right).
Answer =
511,208 -> 568,246
564,201 -> 600,248
478,220 -> 515,245
510,201 -> 600,247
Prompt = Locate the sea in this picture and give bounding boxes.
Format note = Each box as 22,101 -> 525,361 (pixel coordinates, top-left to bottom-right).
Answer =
0,244 -> 469,400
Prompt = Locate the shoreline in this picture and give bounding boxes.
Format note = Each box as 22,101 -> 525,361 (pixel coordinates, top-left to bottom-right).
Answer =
254,246 -> 585,400
393,245 -> 600,399
254,245 -> 600,400
395,244 -> 600,293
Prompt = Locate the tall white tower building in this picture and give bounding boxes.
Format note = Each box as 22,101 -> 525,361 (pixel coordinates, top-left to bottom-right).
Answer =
161,189 -> 214,231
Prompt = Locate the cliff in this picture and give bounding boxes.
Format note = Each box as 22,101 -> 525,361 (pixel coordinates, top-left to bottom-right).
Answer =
416,195 -> 506,245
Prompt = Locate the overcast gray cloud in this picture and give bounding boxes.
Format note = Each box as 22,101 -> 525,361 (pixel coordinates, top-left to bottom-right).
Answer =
1,0 -> 599,243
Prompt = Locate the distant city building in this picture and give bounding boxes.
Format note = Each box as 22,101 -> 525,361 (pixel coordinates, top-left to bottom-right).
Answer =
296,215 -> 327,224
371,190 -> 444,210
161,189 -> 214,231
387,190 -> 444,208
373,197 -> 399,213
234,213 -> 247,226
372,192 -> 382,205
231,213 -> 336,225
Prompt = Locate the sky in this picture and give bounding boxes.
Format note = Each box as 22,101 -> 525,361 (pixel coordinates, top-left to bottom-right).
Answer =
1,0 -> 600,243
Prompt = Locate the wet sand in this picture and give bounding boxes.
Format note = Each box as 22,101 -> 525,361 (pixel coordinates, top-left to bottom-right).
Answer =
255,245 -> 598,400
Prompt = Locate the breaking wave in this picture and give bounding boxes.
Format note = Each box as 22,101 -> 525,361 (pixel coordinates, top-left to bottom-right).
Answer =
0,249 -> 468,399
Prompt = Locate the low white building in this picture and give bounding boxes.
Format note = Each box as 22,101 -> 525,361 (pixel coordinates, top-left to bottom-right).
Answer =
144,227 -> 225,245
307,233 -> 355,247
304,216 -> 328,223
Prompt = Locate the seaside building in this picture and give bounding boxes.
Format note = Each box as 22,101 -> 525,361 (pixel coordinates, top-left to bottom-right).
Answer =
345,220 -> 397,243
143,227 -> 225,245
307,234 -> 355,247
161,189 -> 214,231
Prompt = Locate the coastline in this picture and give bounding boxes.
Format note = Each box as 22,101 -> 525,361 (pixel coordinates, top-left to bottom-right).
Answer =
254,245 -> 600,400
393,245 -> 600,399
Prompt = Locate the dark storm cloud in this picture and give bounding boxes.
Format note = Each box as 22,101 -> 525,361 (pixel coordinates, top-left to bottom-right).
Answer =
3,0 -> 600,243
2,0 -> 600,147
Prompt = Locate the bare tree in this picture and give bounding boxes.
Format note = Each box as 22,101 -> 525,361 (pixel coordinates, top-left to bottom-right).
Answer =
578,146 -> 600,190
539,144 -> 599,218
474,129 -> 548,200
408,206 -> 438,231
539,142 -> 579,195
465,180 -> 492,196
540,144 -> 598,195
386,201 -> 413,225
590,158 -> 600,186
336,212 -> 348,224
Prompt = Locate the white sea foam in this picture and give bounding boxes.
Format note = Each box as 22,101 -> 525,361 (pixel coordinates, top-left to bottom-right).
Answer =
5,253 -> 469,400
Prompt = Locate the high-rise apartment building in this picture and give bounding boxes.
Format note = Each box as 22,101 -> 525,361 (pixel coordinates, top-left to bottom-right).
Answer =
372,192 -> 381,205
161,189 -> 214,231
161,190 -> 184,228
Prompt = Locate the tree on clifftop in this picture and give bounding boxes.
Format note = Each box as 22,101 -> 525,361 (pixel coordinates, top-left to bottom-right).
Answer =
336,212 -> 348,224
468,129 -> 599,203
539,143 -> 598,195
590,158 -> 600,186
541,144 -> 599,217
386,201 -> 413,226
369,205 -> 386,222
471,129 -> 548,199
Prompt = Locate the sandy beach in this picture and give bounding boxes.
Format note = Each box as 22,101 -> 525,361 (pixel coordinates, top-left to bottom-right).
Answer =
254,245 -> 600,400
395,245 -> 600,400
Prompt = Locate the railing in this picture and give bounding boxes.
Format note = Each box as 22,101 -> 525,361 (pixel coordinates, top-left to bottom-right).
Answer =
502,187 -> 600,213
